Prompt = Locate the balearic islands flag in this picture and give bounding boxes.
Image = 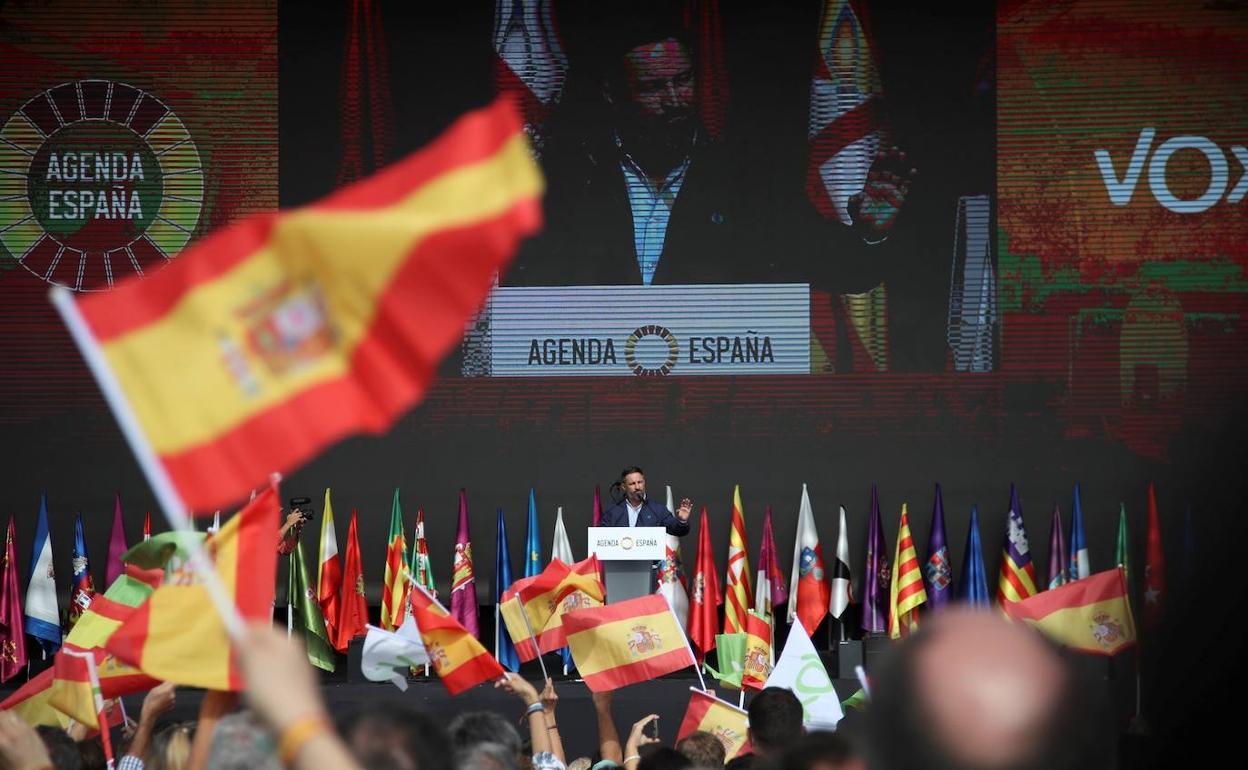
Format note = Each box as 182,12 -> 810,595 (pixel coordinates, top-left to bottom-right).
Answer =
564,594 -> 695,692
1001,568 -> 1136,656
53,98 -> 543,512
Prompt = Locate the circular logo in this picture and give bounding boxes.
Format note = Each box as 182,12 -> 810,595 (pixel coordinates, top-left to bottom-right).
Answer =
624,324 -> 679,376
0,80 -> 204,290
620,536 -> 634,550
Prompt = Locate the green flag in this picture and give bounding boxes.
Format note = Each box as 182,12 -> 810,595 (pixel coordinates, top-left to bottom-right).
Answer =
1115,503 -> 1131,585
703,633 -> 746,690
290,541 -> 336,672
122,531 -> 206,575
841,688 -> 868,711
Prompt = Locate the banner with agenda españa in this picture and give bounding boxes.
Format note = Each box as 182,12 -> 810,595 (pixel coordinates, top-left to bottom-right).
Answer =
465,284 -> 810,377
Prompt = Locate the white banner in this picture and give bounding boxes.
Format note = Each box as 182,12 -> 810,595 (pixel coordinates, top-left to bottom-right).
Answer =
468,284 -> 810,377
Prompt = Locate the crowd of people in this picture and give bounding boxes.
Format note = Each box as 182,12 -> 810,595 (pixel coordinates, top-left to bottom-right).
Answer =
0,608 -> 1119,770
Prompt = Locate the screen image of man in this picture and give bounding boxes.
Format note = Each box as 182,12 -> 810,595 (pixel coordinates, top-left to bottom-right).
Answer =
600,466 -> 691,536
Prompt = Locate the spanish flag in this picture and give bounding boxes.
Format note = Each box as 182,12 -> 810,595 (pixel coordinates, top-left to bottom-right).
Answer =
104,486 -> 280,690
676,688 -> 751,760
54,98 -> 543,512
0,669 -> 70,728
888,503 -> 927,639
1001,568 -> 1137,656
408,584 -> 505,695
741,611 -> 772,691
564,594 -> 695,692
500,556 -> 604,659
49,564 -> 164,726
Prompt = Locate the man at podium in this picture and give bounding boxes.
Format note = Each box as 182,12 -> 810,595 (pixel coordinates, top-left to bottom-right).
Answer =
601,466 -> 691,535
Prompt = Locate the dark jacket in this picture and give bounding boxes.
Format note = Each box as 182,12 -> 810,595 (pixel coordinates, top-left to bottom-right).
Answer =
600,496 -> 690,537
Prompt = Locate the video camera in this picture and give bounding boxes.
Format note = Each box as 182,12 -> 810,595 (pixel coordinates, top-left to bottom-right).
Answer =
288,496 -> 314,521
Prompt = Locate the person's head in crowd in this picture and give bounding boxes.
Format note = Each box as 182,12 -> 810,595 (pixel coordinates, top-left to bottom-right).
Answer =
36,725 -> 84,770
638,745 -> 692,770
723,752 -> 759,770
145,721 -> 194,770
76,738 -> 106,770
862,607 -> 1108,770
339,705 -> 452,770
206,711 -> 283,770
777,730 -> 860,770
449,711 -> 524,764
676,730 -> 726,768
747,687 -> 804,756
456,741 -> 520,770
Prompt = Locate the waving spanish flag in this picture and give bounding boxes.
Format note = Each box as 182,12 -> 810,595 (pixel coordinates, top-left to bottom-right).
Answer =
1001,568 -> 1137,656
54,98 -> 543,512
740,611 -> 772,691
104,486 -> 280,690
408,584 -> 505,695
564,594 -> 695,692
500,555 -> 604,660
677,688 -> 751,760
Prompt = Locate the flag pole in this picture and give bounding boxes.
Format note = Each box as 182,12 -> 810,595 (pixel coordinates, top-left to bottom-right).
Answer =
287,551 -> 295,640
666,599 -> 707,692
51,286 -> 247,642
515,596 -> 549,680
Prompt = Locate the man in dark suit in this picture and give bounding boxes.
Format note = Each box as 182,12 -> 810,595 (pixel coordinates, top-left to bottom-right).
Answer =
600,466 -> 691,536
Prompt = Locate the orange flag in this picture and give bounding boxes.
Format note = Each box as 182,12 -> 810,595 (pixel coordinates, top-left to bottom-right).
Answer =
334,508 -> 369,649
408,585 -> 505,695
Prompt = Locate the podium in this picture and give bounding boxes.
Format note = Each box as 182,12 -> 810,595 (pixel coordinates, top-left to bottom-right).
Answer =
587,527 -> 665,603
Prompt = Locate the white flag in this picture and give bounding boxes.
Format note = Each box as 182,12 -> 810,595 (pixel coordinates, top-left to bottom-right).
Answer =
765,619 -> 843,729
830,506 -> 853,618
659,485 -> 690,630
551,506 -> 574,563
362,620 -> 428,691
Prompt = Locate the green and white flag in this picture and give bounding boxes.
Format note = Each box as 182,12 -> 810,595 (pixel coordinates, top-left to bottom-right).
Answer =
361,618 -> 428,691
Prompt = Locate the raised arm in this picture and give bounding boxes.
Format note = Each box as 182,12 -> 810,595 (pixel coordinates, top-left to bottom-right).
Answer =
592,690 -> 623,764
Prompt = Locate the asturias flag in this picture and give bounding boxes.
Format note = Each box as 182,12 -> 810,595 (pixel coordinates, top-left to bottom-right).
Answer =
54,97 -> 543,512
958,506 -> 990,608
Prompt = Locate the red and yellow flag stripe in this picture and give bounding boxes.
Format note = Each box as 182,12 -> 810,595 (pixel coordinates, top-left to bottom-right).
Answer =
409,586 -> 505,695
1002,568 -> 1137,656
564,594 -> 694,692
677,688 -> 751,759
71,99 -> 543,511
741,611 -> 772,690
501,556 -> 605,657
723,486 -> 753,635
888,504 -> 927,639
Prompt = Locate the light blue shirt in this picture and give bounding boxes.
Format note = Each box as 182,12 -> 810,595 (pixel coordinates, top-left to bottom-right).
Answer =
620,153 -> 691,285
627,499 -> 643,527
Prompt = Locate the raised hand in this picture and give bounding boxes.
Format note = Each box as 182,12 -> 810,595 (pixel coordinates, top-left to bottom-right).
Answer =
848,145 -> 917,240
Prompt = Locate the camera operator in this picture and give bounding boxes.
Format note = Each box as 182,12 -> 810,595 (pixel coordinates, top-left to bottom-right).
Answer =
278,496 -> 314,555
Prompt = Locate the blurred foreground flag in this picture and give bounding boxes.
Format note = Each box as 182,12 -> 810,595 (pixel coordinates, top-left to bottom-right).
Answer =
54,98 -> 543,512
677,688 -> 750,760
1001,568 -> 1136,656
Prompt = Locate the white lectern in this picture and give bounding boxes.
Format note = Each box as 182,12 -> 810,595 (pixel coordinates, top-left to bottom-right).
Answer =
587,527 -> 665,603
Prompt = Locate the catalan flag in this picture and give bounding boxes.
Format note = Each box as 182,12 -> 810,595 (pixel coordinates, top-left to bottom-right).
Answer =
676,688 -> 750,760
499,556 -> 604,659
381,488 -> 409,631
997,484 -> 1038,604
408,584 -> 505,695
53,98 -> 543,512
740,611 -> 772,690
723,486 -> 753,635
104,486 -> 280,690
1001,568 -> 1136,655
888,504 -> 927,638
564,594 -> 695,692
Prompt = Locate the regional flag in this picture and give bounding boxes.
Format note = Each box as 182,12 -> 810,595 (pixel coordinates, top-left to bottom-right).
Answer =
676,688 -> 750,760
788,483 -> 829,633
67,513 -> 96,631
53,97 -> 543,512
289,541 -> 336,673
25,493 -> 61,654
334,508 -> 369,648
410,506 -> 435,596
563,594 -> 696,692
317,488 -> 342,644
702,632 -> 745,689
888,504 -> 927,638
450,490 -> 480,638
408,584 -> 505,695
104,494 -> 129,589
740,611 -> 772,690
104,486 -> 280,690
1143,482 -> 1166,628
1,517 -> 28,683
997,484 -> 1038,604
924,484 -> 953,609
958,506 -> 991,607
1068,483 -> 1091,580
862,484 -> 889,635
688,507 -> 722,661
1001,568 -> 1137,656
382,488 -> 409,631
723,486 -> 753,635
1047,503 -> 1069,590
